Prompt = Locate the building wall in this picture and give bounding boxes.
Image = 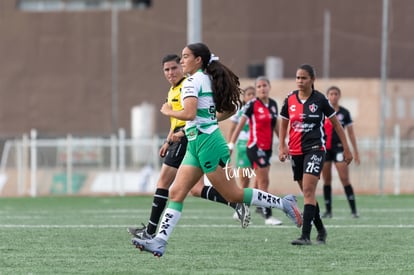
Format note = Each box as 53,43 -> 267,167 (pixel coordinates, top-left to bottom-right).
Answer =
0,0 -> 413,138
219,78 -> 413,140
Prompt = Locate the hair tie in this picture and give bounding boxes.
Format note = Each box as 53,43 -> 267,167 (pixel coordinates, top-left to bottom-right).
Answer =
208,53 -> 220,65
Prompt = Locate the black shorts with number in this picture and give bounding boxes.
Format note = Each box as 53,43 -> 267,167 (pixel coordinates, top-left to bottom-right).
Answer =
290,150 -> 326,181
246,144 -> 272,168
164,128 -> 187,169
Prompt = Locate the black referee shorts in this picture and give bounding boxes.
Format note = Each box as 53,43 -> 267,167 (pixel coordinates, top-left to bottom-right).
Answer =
164,128 -> 188,169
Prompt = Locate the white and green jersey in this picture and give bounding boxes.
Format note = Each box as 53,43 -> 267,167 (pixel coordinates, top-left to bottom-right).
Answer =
182,70 -> 218,137
230,106 -> 250,143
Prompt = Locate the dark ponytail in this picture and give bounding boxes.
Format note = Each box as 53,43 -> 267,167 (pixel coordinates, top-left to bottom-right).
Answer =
187,43 -> 242,113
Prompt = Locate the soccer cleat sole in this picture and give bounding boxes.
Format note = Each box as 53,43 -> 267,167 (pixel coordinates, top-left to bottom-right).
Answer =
292,205 -> 303,228
282,195 -> 303,228
132,239 -> 164,257
285,201 -> 302,228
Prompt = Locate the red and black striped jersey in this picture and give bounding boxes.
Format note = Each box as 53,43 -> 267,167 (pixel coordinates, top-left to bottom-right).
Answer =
243,97 -> 278,150
280,90 -> 335,155
324,106 -> 352,150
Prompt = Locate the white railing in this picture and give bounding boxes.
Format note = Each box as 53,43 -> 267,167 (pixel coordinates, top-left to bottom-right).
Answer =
0,129 -> 163,197
1,127 -> 414,197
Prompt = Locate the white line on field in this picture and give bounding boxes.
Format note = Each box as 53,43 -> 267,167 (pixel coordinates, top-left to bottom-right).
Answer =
1,208 -> 413,214
0,224 -> 413,229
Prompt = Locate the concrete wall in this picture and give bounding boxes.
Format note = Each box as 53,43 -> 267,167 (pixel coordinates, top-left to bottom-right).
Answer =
218,78 -> 413,140
0,0 -> 413,138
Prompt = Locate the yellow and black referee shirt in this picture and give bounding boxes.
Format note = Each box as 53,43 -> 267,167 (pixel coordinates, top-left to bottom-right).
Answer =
167,77 -> 186,131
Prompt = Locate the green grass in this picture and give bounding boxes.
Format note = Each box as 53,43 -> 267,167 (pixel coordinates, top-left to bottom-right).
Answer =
1,195 -> 413,274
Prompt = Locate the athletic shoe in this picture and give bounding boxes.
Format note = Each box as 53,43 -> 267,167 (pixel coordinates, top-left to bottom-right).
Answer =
351,212 -> 359,218
127,223 -> 154,240
282,195 -> 303,228
234,203 -> 251,228
255,206 -> 263,214
322,212 -> 332,218
264,216 -> 283,225
132,237 -> 167,257
316,229 -> 327,244
232,211 -> 239,221
291,237 -> 312,245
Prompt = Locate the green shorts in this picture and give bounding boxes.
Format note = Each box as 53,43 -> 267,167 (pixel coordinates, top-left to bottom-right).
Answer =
182,128 -> 230,174
235,140 -> 252,168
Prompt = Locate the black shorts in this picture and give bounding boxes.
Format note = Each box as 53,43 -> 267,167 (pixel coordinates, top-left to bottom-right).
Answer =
290,150 -> 325,181
246,144 -> 272,168
164,128 -> 187,169
325,147 -> 344,162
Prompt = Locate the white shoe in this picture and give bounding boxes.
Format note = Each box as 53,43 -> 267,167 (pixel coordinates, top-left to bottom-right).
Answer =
264,216 -> 283,225
232,211 -> 239,221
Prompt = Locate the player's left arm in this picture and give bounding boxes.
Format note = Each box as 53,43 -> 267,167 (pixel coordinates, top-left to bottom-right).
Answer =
346,125 -> 360,165
278,118 -> 289,162
274,118 -> 280,138
329,115 -> 353,165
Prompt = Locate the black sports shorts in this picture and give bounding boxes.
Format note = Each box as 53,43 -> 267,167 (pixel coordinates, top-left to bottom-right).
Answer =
164,129 -> 187,169
290,150 -> 326,181
325,147 -> 344,162
246,144 -> 272,168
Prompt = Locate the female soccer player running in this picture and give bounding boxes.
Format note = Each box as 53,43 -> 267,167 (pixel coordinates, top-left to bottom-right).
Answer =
132,42 -> 302,257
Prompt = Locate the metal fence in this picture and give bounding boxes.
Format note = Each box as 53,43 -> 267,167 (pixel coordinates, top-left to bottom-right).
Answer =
0,129 -> 162,197
1,129 -> 413,197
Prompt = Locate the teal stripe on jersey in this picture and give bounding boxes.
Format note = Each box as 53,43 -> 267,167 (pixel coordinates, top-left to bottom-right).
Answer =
197,108 -> 215,119
199,91 -> 213,97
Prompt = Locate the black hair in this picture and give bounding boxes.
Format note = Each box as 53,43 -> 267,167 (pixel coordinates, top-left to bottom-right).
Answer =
242,86 -> 255,104
298,64 -> 316,90
242,86 -> 255,95
326,85 -> 341,95
162,54 -> 180,65
186,43 -> 242,113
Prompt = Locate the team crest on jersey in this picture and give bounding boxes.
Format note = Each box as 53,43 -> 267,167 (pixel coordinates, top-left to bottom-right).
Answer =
309,103 -> 318,113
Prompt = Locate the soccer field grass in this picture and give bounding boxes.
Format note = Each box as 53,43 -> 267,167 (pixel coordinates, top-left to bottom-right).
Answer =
1,194 -> 413,274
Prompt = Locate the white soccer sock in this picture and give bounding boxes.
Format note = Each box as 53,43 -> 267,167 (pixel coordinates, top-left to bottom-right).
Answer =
249,188 -> 284,210
156,208 -> 181,242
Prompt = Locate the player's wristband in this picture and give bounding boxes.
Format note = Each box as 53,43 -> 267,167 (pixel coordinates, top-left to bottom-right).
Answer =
227,142 -> 234,150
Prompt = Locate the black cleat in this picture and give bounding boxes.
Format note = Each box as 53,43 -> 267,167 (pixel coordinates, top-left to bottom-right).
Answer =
322,212 -> 332,218
291,237 -> 312,246
316,229 -> 327,244
127,223 -> 155,240
234,203 -> 251,228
